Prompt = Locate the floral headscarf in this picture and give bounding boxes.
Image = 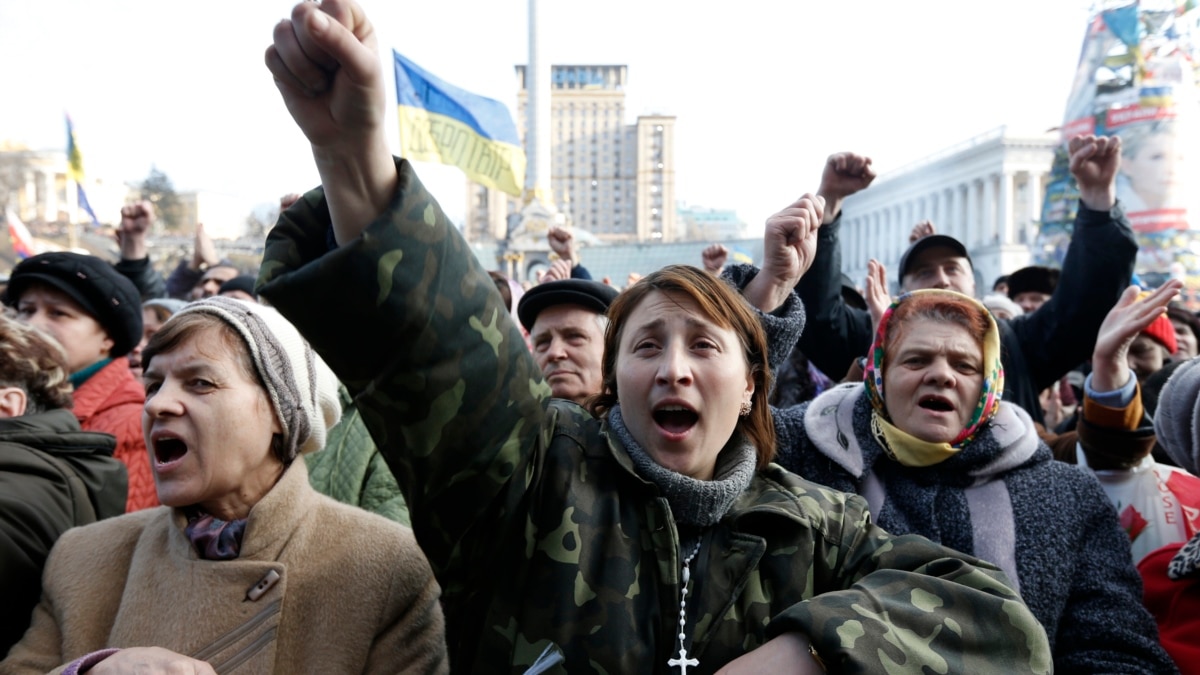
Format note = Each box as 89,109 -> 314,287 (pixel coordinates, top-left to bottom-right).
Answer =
862,289 -> 1005,467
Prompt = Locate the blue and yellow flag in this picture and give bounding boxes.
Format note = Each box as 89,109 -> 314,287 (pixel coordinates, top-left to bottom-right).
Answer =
65,114 -> 101,227
394,51 -> 526,196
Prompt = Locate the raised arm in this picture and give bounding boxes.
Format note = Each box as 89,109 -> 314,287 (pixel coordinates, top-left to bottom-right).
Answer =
259,0 -> 547,588
794,153 -> 876,379
1009,135 -> 1137,392
113,200 -> 167,300
265,0 -> 397,244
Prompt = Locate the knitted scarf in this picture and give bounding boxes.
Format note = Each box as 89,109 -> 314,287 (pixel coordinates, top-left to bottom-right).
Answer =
802,384 -> 1040,592
863,290 -> 1004,467
608,405 -> 756,529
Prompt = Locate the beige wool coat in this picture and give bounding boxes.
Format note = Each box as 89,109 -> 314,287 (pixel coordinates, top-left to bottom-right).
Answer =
0,461 -> 447,674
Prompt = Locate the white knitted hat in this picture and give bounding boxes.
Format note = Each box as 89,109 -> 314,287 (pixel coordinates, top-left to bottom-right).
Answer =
1155,355 -> 1200,475
166,296 -> 341,459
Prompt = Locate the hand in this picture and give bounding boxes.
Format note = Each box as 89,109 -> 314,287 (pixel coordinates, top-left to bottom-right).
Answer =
626,271 -> 643,287
909,219 -> 935,244
715,633 -> 824,674
1091,280 -> 1182,391
117,200 -> 155,260
1040,385 -> 1065,430
280,192 -> 303,210
265,0 -> 397,244
817,152 -> 875,224
192,223 -> 219,270
702,244 -> 729,275
865,258 -> 891,332
89,647 -> 216,675
1068,134 -> 1120,210
540,259 -> 572,284
547,226 -> 577,266
742,194 -> 824,313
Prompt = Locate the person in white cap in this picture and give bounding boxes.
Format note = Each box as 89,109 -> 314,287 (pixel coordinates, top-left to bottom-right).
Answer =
1,297 -> 447,675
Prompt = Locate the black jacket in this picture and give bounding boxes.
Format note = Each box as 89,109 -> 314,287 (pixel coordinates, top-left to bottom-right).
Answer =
794,202 -> 1138,424
0,408 -> 126,654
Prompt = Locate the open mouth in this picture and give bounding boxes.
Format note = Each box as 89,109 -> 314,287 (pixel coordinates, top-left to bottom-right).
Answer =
918,395 -> 955,413
153,436 -> 188,467
653,404 -> 699,434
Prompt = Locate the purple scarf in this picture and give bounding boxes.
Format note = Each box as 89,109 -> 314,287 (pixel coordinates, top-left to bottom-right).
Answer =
185,511 -> 247,560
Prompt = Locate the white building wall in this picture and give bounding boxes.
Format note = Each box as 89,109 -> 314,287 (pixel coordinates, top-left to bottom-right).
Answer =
839,127 -> 1057,295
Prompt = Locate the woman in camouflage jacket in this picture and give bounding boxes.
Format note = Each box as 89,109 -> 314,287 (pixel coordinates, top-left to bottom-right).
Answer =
260,2 -> 1051,672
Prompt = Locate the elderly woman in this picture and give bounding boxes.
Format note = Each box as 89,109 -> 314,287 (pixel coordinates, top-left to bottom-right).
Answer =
5,252 -> 157,512
773,273 -> 1175,672
0,297 -> 447,674
255,2 -> 1051,672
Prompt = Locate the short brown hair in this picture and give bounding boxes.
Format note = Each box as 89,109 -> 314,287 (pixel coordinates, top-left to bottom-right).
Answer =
588,265 -> 776,468
0,309 -> 73,413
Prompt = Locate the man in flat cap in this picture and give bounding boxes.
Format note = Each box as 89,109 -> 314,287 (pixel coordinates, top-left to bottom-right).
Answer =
517,279 -> 618,405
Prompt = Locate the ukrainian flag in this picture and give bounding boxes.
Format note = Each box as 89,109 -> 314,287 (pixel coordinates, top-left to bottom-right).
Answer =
394,51 -> 526,196
65,114 -> 101,227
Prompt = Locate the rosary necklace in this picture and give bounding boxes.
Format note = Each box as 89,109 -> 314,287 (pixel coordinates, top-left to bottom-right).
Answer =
668,538 -> 703,674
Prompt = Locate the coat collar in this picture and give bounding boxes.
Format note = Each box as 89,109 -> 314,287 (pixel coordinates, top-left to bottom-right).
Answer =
169,460 -> 317,561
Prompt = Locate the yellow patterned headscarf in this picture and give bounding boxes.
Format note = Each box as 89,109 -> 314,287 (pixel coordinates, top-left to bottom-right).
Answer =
862,289 -> 1005,467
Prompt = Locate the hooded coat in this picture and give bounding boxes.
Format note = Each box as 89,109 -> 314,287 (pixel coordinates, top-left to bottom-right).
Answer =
0,408 -> 126,655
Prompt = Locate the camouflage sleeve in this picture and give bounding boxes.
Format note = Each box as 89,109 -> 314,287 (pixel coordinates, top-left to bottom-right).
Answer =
258,159 -> 549,585
767,494 -> 1053,674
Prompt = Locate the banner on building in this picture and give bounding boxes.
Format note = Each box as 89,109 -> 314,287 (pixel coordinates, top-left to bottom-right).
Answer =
1038,2 -> 1200,306
393,51 -> 526,197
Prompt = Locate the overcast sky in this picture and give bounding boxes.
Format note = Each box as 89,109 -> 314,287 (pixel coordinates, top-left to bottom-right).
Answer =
0,0 -> 1095,233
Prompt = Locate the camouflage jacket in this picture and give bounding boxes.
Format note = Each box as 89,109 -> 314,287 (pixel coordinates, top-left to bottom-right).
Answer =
259,159 -> 1052,674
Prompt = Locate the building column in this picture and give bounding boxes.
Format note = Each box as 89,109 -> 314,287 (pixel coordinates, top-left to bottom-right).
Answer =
1027,172 -> 1043,244
41,171 -> 58,223
998,171 -> 1014,244
983,175 -> 997,244
965,180 -> 979,248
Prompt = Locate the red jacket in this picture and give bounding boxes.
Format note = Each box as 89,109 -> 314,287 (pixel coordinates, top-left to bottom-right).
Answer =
72,360 -> 158,512
1140,541 -> 1200,674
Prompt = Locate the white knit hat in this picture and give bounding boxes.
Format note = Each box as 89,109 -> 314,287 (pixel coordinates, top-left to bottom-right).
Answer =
1155,355 -> 1200,475
166,296 -> 341,459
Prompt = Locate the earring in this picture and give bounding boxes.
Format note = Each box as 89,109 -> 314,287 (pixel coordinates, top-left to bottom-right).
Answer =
739,399 -> 752,417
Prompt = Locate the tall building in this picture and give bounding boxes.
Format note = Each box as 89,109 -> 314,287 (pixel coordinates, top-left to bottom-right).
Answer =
465,65 -> 676,244
837,126 -> 1057,295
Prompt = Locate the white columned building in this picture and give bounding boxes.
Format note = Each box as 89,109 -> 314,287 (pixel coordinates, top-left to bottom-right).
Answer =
839,127 -> 1057,295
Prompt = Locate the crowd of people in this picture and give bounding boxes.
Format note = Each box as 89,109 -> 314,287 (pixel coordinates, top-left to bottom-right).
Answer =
2,0 -> 1200,673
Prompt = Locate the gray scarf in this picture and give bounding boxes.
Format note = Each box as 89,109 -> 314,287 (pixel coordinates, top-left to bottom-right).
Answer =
608,405 -> 756,528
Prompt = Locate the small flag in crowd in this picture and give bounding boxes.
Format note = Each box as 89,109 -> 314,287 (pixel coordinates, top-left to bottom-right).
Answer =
6,207 -> 36,259
66,114 -> 102,227
393,51 -> 527,196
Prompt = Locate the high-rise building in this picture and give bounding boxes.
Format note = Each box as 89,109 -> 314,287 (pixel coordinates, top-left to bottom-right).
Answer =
465,65 -> 676,244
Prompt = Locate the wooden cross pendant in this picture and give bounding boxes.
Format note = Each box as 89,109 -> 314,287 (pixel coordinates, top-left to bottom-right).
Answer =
668,646 -> 699,674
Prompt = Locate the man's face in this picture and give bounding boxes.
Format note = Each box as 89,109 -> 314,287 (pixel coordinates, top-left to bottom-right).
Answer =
1128,334 -> 1168,383
1012,291 -> 1052,314
530,304 -> 606,405
901,247 -> 975,296
192,266 -> 239,299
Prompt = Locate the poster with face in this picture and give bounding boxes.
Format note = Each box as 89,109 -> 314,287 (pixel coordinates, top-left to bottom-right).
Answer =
1037,3 -> 1200,307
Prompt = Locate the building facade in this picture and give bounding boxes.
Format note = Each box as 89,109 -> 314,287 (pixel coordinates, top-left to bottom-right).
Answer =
838,127 -> 1058,295
465,65 -> 676,244
0,143 -> 125,227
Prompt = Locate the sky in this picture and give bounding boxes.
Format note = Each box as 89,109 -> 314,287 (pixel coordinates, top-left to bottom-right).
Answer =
0,0 -> 1097,236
